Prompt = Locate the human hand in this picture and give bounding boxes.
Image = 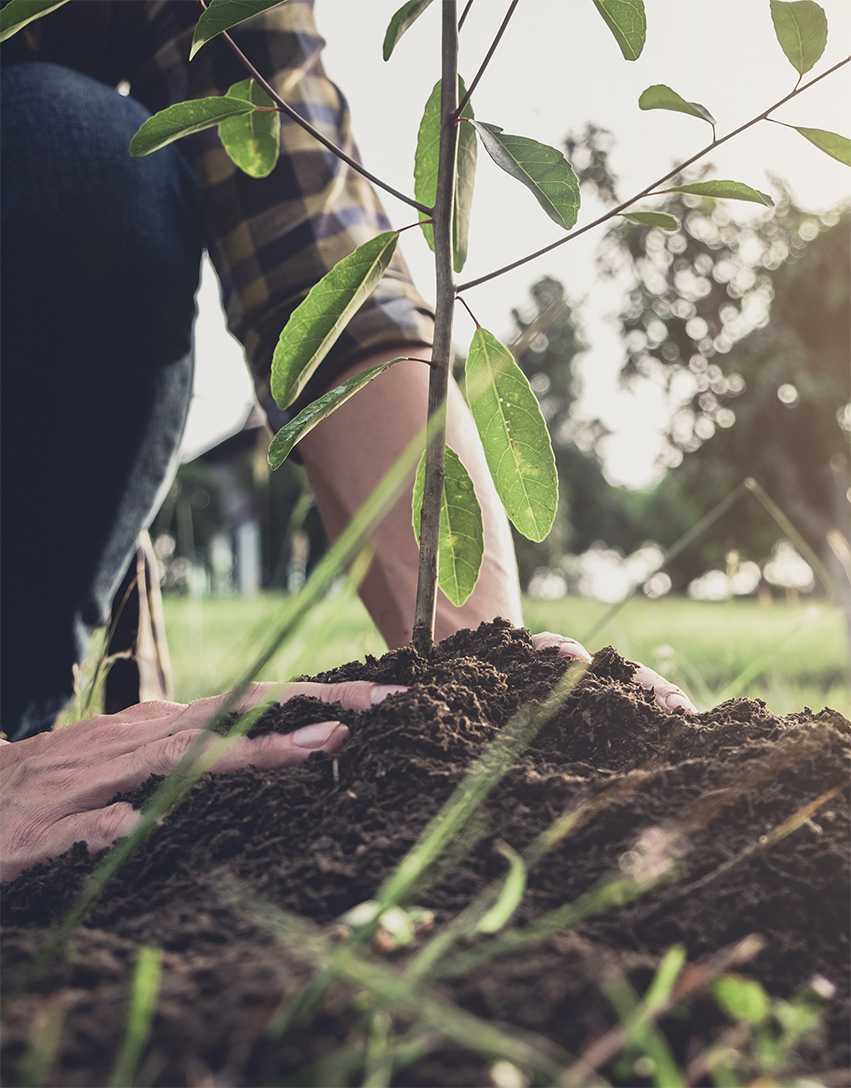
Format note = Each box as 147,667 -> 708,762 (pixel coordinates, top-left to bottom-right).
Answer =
530,632 -> 696,714
0,680 -> 403,883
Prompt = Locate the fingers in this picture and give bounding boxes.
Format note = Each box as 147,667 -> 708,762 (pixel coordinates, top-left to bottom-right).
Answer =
205,722 -> 350,773
12,679 -> 391,817
0,802 -> 141,884
68,717 -> 350,807
530,632 -> 593,663
529,631 -> 695,714
279,680 -> 407,711
153,679 -> 407,730
632,664 -> 697,714
0,716 -> 353,883
58,801 -> 142,852
2,683 -> 389,883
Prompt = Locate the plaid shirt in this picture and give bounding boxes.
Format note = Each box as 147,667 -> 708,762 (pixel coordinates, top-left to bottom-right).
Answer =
3,0 -> 434,428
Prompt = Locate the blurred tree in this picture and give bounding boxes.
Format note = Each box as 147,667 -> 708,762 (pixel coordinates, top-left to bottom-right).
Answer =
509,126 -> 644,589
509,274 -> 642,587
602,186 -> 850,600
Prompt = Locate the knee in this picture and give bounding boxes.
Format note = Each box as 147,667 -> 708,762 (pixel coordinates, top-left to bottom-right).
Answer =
1,62 -> 202,290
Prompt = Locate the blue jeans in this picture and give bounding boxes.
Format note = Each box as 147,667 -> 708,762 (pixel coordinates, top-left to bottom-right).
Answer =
1,63 -> 203,740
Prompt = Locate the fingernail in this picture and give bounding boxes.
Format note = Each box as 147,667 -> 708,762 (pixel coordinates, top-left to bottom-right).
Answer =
560,646 -> 593,663
293,721 -> 342,749
666,694 -> 696,714
371,684 -> 407,705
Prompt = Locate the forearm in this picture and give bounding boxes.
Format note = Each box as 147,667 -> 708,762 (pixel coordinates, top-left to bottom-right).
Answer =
297,349 -> 523,649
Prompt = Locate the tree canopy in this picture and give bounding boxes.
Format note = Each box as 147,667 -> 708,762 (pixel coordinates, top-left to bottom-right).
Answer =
603,188 -> 849,593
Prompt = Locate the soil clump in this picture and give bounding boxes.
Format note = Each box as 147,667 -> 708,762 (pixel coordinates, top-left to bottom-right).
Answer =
2,619 -> 849,1086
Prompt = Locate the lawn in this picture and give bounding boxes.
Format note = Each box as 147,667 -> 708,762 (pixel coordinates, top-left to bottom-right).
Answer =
160,586 -> 850,718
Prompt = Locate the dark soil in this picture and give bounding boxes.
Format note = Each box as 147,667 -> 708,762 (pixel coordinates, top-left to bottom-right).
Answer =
2,619 -> 849,1086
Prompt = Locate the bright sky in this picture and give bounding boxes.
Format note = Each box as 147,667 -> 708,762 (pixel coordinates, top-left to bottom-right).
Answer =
183,0 -> 851,484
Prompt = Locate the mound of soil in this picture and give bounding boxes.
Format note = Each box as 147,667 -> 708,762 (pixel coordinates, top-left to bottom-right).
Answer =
2,619 -> 849,1086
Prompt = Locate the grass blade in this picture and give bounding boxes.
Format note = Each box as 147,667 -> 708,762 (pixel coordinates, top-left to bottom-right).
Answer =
311,1029 -> 439,1088
473,842 -> 526,935
109,944 -> 163,1088
601,968 -> 685,1088
17,995 -> 67,1088
372,660 -> 587,917
362,1010 -> 394,1088
567,936 -> 766,1087
407,774 -> 645,981
214,874 -> 574,1084
435,864 -> 683,980
271,231 -> 399,410
6,417 -> 431,1009
743,477 -> 836,598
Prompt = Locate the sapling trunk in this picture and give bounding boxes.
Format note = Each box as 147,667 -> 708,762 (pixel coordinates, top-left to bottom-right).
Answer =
412,0 -> 459,657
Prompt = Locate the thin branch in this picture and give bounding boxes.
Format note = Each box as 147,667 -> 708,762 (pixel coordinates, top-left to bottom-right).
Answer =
456,0 -> 520,118
456,294 -> 480,328
458,0 -> 475,31
207,8 -> 432,215
397,218 -> 435,233
456,54 -> 851,293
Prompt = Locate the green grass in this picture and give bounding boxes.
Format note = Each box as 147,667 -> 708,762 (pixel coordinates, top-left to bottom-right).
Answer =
161,580 -> 387,702
524,594 -> 850,716
159,588 -> 850,718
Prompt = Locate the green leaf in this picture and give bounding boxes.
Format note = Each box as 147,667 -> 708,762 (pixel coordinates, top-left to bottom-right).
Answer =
792,126 -> 851,166
712,974 -> 771,1026
474,843 -> 527,934
190,0 -> 291,61
412,446 -> 484,607
0,0 -> 68,42
769,0 -> 828,75
271,231 -> 399,410
591,0 -> 646,61
667,180 -> 774,206
621,211 -> 681,231
465,328 -> 558,542
638,84 -> 716,125
470,122 -> 580,231
129,97 -> 256,157
383,0 -> 433,61
268,358 -> 405,470
455,93 -> 477,273
414,79 -> 478,272
218,79 -> 280,177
